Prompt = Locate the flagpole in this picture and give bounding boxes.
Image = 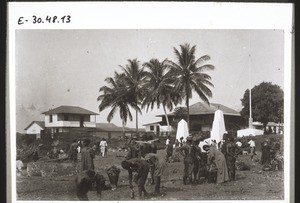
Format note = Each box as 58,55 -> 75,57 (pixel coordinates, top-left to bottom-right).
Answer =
248,36 -> 253,129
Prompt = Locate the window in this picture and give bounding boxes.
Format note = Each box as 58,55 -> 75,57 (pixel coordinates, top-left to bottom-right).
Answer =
64,115 -> 69,121
49,115 -> 53,123
150,125 -> 154,131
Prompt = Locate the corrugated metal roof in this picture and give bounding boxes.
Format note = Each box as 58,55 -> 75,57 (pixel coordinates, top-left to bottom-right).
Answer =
24,121 -> 45,130
42,105 -> 98,115
157,102 -> 240,117
143,121 -> 162,126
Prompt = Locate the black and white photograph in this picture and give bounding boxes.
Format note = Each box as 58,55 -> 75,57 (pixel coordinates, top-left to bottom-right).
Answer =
8,2 -> 293,203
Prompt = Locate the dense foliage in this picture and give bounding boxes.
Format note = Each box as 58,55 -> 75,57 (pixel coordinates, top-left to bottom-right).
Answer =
240,82 -> 284,129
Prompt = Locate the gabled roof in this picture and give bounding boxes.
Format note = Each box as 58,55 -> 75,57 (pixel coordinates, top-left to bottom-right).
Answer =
143,121 -> 162,126
24,121 -> 45,130
157,102 -> 240,117
42,105 -> 98,115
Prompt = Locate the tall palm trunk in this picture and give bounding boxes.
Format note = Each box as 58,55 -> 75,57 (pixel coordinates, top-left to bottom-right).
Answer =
136,109 -> 138,136
186,96 -> 190,131
186,83 -> 190,131
163,105 -> 171,134
122,120 -> 125,137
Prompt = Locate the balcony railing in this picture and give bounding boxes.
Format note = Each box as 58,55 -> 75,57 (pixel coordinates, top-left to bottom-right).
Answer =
45,121 -> 96,128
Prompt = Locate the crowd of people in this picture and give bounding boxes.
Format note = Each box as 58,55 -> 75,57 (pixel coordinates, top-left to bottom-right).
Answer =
17,132 -> 283,200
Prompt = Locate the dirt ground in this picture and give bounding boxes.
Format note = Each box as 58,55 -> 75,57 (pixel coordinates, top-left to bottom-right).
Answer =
16,149 -> 284,201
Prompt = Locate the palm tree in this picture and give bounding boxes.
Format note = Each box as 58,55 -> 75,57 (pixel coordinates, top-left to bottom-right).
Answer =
97,71 -> 140,136
142,58 -> 181,133
164,43 -> 215,130
119,59 -> 147,135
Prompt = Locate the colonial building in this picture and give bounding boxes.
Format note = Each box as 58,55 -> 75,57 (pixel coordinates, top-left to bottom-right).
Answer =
24,121 -> 45,139
42,105 -> 98,134
143,121 -> 168,136
157,102 -> 243,133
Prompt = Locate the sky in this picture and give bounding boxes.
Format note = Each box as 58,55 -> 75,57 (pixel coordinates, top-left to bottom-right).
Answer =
15,29 -> 284,133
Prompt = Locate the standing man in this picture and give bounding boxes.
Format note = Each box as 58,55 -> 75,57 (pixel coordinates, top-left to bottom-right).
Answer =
248,138 -> 256,161
165,139 -> 174,163
191,137 -> 202,183
81,138 -> 95,171
69,139 -> 78,162
261,139 -> 271,165
144,153 -> 166,195
226,136 -> 238,181
177,136 -> 194,185
99,138 -> 108,157
121,158 -> 150,199
165,136 -> 170,149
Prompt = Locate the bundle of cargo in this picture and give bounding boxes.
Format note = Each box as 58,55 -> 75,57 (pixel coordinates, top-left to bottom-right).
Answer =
106,165 -> 120,190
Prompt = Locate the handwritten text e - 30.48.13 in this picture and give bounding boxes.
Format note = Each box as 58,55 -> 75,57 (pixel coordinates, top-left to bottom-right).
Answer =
18,15 -> 71,25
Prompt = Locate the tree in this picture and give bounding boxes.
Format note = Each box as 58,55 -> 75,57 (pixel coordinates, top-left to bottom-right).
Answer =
240,82 -> 284,130
173,107 -> 188,120
142,58 -> 181,133
97,71 -> 140,136
164,43 -> 215,129
119,59 -> 147,135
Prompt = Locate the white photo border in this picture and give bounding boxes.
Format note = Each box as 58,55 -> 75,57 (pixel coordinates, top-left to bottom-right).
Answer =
8,2 -> 294,203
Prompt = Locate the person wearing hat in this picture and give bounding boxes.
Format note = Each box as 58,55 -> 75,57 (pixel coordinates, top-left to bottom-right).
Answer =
177,136 -> 194,185
144,153 -> 166,195
121,158 -> 150,199
81,138 -> 95,171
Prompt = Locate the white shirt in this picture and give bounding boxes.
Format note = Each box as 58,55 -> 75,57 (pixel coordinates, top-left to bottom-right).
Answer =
236,141 -> 242,147
100,140 -> 107,147
248,140 -> 255,147
166,139 -> 170,145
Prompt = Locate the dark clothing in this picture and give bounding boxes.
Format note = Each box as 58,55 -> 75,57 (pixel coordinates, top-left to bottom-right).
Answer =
139,144 -> 151,158
123,158 -> 150,198
178,144 -> 194,184
166,144 -> 173,162
32,150 -> 39,162
150,143 -> 157,154
126,144 -> 140,160
81,147 -> 95,171
154,176 -> 161,194
261,141 -> 271,165
226,142 -> 237,181
69,142 -> 78,161
190,145 -> 202,182
220,141 -> 228,156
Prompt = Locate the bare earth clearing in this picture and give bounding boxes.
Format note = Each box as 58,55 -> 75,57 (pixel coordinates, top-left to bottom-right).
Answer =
17,150 -> 284,201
